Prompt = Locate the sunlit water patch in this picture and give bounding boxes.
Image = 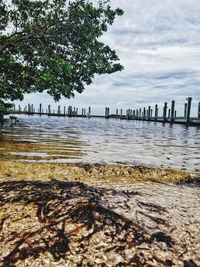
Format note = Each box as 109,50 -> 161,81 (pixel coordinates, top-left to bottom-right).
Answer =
0,115 -> 200,171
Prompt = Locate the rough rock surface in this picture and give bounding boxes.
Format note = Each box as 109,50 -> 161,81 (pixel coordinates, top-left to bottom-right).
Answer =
0,180 -> 199,266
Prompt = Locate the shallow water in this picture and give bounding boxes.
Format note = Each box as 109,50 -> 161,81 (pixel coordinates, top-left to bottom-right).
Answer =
0,115 -> 200,171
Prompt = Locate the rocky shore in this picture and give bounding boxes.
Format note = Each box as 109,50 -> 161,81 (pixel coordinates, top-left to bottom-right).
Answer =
0,162 -> 200,266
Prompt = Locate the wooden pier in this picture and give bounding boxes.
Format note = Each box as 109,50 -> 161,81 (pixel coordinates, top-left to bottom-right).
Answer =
10,97 -> 200,127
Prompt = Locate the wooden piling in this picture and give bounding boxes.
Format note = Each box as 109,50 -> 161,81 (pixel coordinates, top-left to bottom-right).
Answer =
105,107 -> 108,118
168,109 -> 171,119
139,108 -> 142,118
150,109 -> 153,119
57,105 -> 61,115
88,107 -> 91,118
39,104 -> 42,115
163,102 -> 168,121
68,106 -> 72,116
136,109 -> 139,119
116,109 -> 118,118
143,108 -> 146,119
155,104 -> 158,120
148,106 -> 151,120
186,97 -> 192,123
48,105 -> 51,115
171,100 -> 175,122
28,104 -> 31,113
198,102 -> 200,119
126,110 -> 129,119
184,103 -> 187,119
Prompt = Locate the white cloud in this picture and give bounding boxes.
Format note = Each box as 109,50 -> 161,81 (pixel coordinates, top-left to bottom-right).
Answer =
15,0 -> 200,116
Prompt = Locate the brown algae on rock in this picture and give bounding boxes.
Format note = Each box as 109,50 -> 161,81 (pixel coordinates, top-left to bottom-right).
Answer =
0,160 -> 194,185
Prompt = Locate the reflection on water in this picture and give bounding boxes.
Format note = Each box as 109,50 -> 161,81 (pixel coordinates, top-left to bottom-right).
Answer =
0,115 -> 200,171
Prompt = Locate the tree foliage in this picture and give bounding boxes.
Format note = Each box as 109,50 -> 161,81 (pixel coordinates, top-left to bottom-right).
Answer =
0,0 -> 123,104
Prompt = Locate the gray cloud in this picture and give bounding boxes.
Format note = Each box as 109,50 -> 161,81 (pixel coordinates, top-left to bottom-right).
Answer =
15,0 -> 200,116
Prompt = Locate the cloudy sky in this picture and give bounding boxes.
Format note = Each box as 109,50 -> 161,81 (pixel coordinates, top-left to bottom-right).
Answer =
15,0 -> 200,116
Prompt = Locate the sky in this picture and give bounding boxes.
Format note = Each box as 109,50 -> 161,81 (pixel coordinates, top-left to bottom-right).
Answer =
15,0 -> 200,116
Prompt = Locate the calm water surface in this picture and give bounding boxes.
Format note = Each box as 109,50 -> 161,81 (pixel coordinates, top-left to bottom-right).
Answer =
0,115 -> 200,171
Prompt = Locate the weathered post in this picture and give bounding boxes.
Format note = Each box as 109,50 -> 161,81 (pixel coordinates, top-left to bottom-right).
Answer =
18,105 -> 21,113
28,104 -> 31,113
57,105 -> 61,115
198,102 -> 200,119
120,109 -> 123,117
64,106 -> 66,116
105,107 -> 108,118
39,104 -> 42,115
48,105 -> 51,115
184,103 -> 187,119
139,108 -> 142,118
171,100 -> 175,122
175,110 -> 177,119
168,109 -> 171,119
133,110 -> 136,118
24,106 -> 27,112
155,104 -> 158,121
148,106 -> 151,120
116,109 -> 118,118
186,97 -> 192,123
143,107 -> 146,120
126,109 -> 129,120
136,109 -> 139,119
163,102 -> 167,121
31,104 -> 34,113
76,108 -> 78,116
88,107 -> 91,118
150,108 -> 153,119
68,106 -> 72,116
